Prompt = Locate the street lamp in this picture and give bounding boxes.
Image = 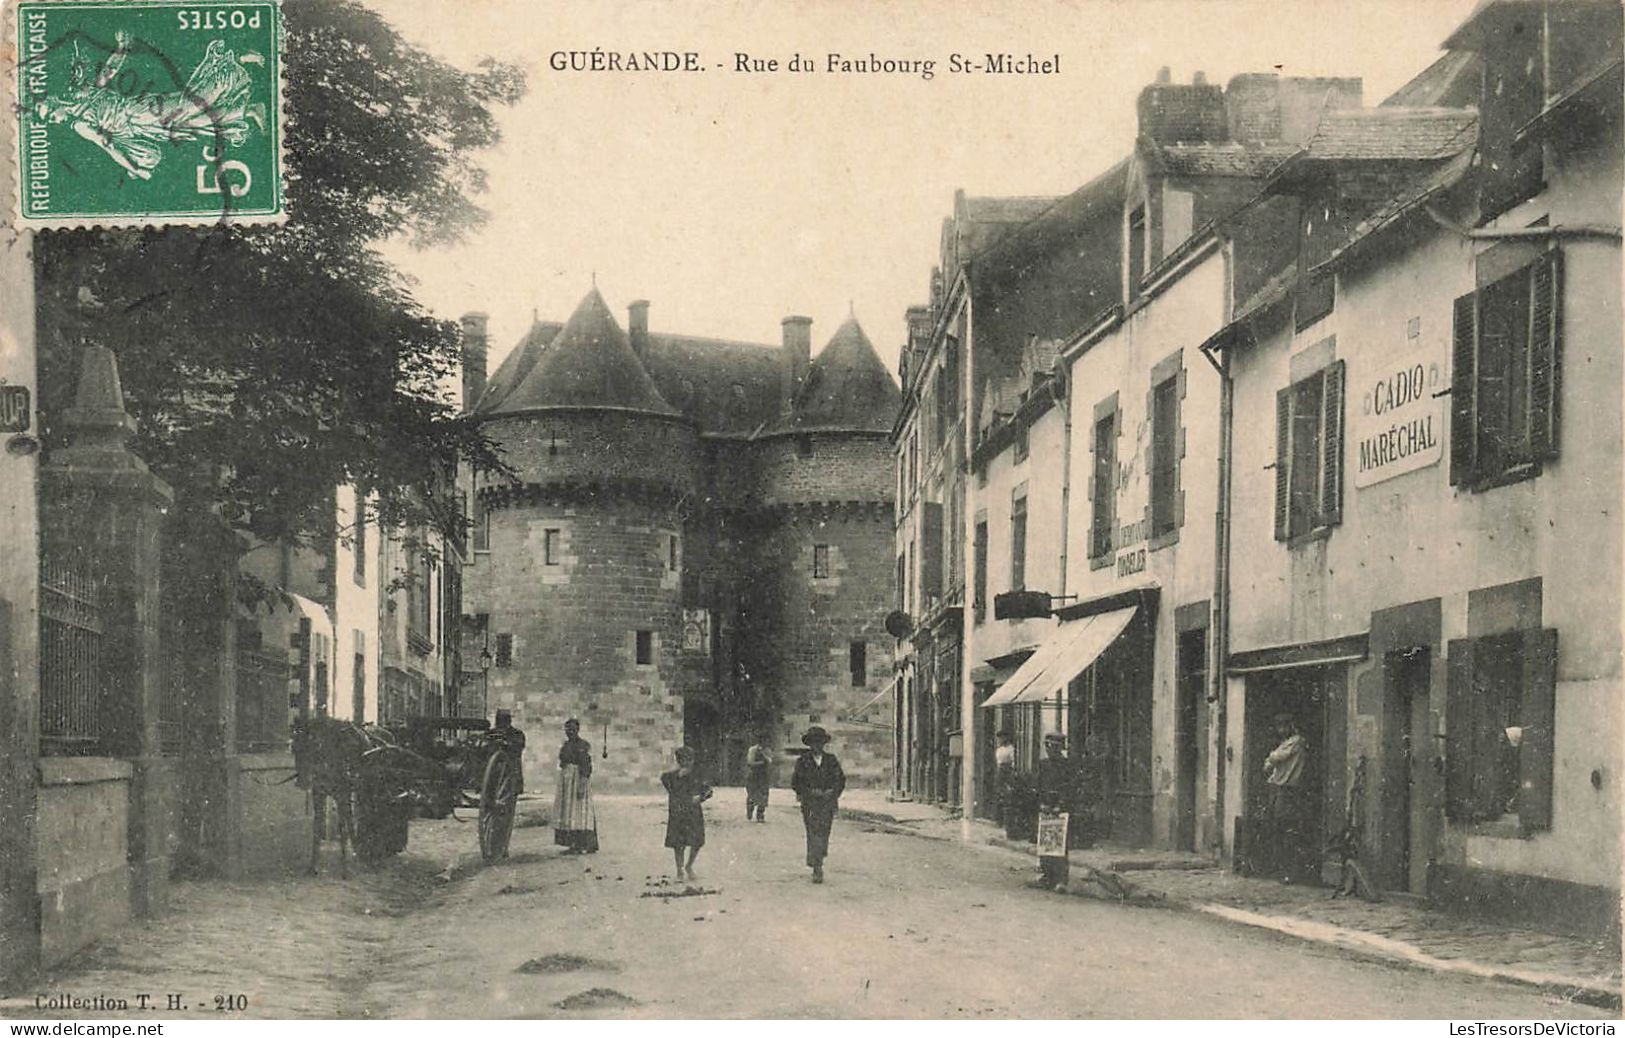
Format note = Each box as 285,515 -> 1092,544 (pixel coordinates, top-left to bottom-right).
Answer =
478,645 -> 494,719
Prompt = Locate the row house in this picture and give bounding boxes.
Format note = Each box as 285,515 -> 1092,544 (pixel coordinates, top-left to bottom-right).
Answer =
1208,0 -> 1622,936
911,0 -> 1621,937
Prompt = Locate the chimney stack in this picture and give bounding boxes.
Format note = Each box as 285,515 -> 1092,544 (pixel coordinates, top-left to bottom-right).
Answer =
628,299 -> 650,358
781,315 -> 813,414
1137,68 -> 1227,145
459,312 -> 489,412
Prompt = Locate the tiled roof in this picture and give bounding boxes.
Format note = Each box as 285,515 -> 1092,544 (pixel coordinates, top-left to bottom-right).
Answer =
1301,107 -> 1478,162
960,195 -> 1063,258
492,289 -> 678,417
1314,148 -> 1476,273
976,158 -> 1128,273
771,318 -> 900,435
638,333 -> 782,436
476,320 -> 563,414
1153,141 -> 1302,178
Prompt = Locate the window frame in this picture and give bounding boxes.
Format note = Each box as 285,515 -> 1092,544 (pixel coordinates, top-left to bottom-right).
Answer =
1445,627 -> 1557,834
543,528 -> 561,567
813,543 -> 832,580
849,641 -> 867,687
1450,250 -> 1563,492
1148,351 -> 1185,548
1009,489 -> 1028,593
1089,394 -> 1119,565
1273,359 -> 1345,544
635,629 -> 654,666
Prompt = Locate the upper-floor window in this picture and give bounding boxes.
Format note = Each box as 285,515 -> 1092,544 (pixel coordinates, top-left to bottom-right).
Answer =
406,538 -> 434,646
667,533 -> 681,572
494,632 -> 514,668
1150,368 -> 1182,541
472,501 -> 490,554
543,528 -> 561,566
1009,490 -> 1028,593
813,544 -> 831,579
1451,250 -> 1562,490
635,630 -> 654,666
1274,360 -> 1345,541
896,554 -> 906,613
973,517 -> 988,624
1013,425 -> 1029,464
353,512 -> 367,585
1127,205 -> 1147,303
849,641 -> 867,687
1089,397 -> 1119,560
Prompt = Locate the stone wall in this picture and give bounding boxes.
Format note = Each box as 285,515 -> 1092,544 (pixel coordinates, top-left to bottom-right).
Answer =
477,493 -> 689,790
35,759 -> 131,966
745,502 -> 896,787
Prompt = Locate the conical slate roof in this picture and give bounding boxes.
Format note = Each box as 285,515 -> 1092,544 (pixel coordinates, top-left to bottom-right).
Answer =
492,289 -> 677,417
774,318 -> 900,434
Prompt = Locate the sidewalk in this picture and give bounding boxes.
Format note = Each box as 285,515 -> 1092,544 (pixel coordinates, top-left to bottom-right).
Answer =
839,790 -> 1622,1009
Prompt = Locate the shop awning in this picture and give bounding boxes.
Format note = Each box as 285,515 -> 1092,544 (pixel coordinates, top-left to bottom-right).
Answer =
848,677 -> 896,718
981,605 -> 1138,707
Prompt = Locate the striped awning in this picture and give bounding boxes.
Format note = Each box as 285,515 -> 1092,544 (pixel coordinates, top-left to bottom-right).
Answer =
981,606 -> 1138,708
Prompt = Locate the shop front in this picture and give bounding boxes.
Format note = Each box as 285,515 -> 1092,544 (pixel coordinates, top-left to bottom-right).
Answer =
981,588 -> 1157,846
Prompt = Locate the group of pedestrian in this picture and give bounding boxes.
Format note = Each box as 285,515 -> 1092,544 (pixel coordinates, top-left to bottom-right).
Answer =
548,718 -> 847,884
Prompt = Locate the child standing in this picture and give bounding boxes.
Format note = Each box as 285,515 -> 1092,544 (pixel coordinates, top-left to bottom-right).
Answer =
661,746 -> 712,880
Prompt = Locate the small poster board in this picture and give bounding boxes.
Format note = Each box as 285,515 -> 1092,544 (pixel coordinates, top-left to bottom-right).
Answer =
1036,813 -> 1069,859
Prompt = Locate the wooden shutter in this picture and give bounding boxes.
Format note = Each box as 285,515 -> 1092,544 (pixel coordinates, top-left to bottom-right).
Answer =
1274,386 -> 1292,540
1518,627 -> 1558,833
1450,292 -> 1479,486
1528,251 -> 1563,460
921,502 -> 943,598
1319,361 -> 1345,528
1444,638 -> 1476,822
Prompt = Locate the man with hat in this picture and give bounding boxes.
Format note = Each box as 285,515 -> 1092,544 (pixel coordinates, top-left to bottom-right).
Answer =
790,726 -> 845,884
1034,732 -> 1075,892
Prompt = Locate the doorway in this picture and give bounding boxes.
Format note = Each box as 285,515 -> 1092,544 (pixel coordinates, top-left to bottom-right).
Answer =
1241,666 -> 1334,881
1381,648 -> 1431,892
1174,628 -> 1207,851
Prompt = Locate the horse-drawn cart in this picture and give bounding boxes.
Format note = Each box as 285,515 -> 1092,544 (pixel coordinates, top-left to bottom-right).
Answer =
292,714 -> 525,873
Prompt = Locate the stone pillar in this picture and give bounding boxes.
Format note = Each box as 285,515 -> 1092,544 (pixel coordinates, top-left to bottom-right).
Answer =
164,506 -> 243,880
40,346 -> 175,918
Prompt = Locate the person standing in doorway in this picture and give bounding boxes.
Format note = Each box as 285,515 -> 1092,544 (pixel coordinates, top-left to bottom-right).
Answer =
994,729 -> 1016,828
661,746 -> 712,881
790,726 -> 845,884
1264,713 -> 1307,880
1034,733 -> 1075,892
554,718 -> 599,854
744,732 -> 774,823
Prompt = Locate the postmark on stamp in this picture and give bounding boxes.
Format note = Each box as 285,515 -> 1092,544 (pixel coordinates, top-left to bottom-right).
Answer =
15,0 -> 284,227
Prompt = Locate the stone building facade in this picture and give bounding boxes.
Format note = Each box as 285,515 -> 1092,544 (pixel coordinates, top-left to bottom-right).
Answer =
463,290 -> 899,789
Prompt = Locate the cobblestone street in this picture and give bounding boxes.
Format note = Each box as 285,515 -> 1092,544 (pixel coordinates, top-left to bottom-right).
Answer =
0,792 -> 1613,1020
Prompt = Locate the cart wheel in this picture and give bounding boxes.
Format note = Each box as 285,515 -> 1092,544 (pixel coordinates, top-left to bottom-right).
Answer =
479,751 -> 519,863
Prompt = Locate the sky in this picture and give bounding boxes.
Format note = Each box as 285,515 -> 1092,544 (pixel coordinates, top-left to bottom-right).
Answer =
374,0 -> 1484,376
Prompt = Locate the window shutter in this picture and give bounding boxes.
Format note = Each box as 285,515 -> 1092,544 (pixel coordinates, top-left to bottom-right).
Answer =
1320,361 -> 1345,527
1518,627 -> 1558,833
1449,292 -> 1479,485
1445,638 -> 1476,822
1528,252 -> 1562,460
1274,386 -> 1292,541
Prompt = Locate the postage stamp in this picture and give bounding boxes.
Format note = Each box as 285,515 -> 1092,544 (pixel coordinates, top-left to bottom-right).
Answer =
14,0 -> 284,227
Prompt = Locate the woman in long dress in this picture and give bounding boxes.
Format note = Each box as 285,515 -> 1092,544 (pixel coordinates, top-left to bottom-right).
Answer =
553,718 -> 599,853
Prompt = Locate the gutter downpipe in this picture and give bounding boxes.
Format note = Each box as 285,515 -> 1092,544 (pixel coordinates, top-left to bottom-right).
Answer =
1200,246 -> 1236,864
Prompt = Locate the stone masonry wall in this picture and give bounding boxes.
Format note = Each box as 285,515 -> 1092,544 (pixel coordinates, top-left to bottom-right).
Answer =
746,503 -> 896,788
754,433 -> 894,505
473,493 -> 690,790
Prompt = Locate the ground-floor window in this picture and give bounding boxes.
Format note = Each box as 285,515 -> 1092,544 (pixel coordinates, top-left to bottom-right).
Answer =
1445,628 -> 1557,832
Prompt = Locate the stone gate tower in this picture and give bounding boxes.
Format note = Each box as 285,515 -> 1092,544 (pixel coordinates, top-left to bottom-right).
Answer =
464,289 -> 900,789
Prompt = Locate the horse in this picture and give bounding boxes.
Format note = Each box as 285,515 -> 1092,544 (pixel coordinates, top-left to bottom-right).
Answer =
291,717 -> 371,878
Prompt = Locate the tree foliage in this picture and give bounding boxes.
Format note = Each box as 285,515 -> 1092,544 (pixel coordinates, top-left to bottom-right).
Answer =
34,0 -> 525,549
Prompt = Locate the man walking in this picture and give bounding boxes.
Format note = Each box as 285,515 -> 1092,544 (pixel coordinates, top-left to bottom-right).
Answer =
790,726 -> 845,884
744,732 -> 774,823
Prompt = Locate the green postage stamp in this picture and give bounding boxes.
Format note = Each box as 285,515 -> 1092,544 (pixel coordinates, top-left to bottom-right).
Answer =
15,1 -> 284,226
